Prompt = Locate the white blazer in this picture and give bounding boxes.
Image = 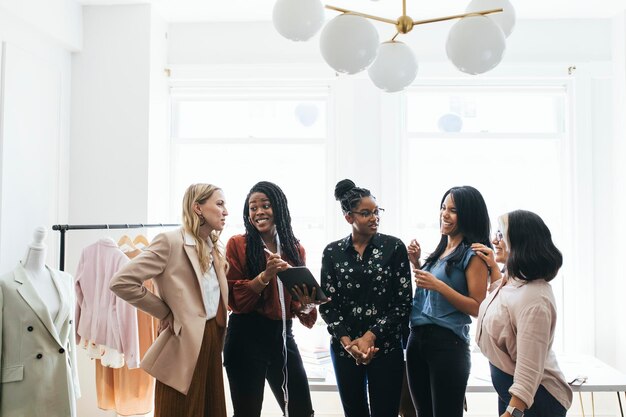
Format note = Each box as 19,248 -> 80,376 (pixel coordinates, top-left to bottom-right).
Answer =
0,264 -> 80,417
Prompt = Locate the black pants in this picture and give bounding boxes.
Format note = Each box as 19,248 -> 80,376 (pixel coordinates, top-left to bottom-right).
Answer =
490,364 -> 567,417
330,344 -> 404,417
223,313 -> 314,417
405,325 -> 470,417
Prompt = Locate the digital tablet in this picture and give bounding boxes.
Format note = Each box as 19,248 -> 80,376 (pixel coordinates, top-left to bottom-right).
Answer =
277,267 -> 329,303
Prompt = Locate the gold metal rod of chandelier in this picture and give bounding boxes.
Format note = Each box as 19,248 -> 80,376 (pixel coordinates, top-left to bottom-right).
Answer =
325,4 -> 503,35
325,5 -> 397,25
413,8 -> 503,26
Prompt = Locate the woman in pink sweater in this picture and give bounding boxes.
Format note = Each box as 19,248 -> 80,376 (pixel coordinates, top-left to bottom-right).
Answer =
475,210 -> 572,417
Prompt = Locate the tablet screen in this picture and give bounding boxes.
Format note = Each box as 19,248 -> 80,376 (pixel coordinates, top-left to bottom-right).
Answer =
277,267 -> 329,302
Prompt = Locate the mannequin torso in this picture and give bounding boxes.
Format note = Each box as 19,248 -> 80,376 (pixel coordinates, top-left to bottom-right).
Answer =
21,227 -> 61,320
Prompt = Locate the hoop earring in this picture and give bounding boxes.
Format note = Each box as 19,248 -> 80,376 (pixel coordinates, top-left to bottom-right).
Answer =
198,213 -> 206,226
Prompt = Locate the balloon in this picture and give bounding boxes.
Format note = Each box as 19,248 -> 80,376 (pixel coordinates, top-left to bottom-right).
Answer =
438,113 -> 463,132
294,103 -> 319,127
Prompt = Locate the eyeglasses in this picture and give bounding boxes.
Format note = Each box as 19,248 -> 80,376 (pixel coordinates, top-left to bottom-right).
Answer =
350,208 -> 385,219
494,230 -> 503,242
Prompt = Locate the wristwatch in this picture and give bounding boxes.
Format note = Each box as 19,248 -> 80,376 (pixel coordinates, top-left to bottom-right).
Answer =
506,405 -> 524,417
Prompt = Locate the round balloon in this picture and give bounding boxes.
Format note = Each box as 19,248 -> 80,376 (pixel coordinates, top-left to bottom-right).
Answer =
294,103 -> 319,127
438,113 -> 463,132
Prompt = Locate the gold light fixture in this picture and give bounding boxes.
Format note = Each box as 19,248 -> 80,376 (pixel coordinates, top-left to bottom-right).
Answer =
324,1 -> 502,38
273,0 -> 516,92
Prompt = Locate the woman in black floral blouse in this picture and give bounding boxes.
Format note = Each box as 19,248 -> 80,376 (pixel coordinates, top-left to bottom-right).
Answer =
320,179 -> 412,417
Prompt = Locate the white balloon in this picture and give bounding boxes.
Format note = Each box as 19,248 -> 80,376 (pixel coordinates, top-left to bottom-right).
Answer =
273,0 -> 325,41
466,0 -> 516,38
368,41 -> 418,93
320,14 -> 380,74
446,15 -> 506,75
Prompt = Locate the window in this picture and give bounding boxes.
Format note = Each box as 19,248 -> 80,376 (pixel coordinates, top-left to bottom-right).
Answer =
170,87 -> 330,274
403,85 -> 570,350
170,87 -> 332,350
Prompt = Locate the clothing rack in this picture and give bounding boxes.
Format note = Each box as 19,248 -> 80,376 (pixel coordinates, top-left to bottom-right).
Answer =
51,223 -> 179,271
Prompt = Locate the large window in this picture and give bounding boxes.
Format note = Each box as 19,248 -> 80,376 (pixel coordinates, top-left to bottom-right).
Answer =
168,81 -> 574,353
170,85 -> 331,289
403,85 -> 570,350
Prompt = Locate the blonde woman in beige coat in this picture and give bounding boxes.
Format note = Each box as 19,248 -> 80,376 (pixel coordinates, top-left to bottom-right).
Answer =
110,183 -> 229,417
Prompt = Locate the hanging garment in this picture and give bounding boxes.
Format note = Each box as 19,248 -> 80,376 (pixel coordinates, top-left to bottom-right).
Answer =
95,247 -> 158,416
0,264 -> 81,417
75,238 -> 140,368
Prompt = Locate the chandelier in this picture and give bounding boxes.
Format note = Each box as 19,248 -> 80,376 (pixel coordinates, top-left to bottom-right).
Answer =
273,0 -> 516,92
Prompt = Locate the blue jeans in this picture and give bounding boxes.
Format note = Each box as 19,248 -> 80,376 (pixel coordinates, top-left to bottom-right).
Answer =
330,344 -> 404,417
405,325 -> 471,417
490,363 -> 567,417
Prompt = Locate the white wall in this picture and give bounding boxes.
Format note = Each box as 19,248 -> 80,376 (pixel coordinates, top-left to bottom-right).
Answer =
168,19 -> 611,66
0,0 -> 82,50
69,5 -> 170,416
147,9 -> 170,224
610,11 -> 626,373
0,3 -> 76,273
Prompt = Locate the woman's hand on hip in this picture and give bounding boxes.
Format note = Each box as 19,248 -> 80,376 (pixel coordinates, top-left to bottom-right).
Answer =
158,311 -> 174,335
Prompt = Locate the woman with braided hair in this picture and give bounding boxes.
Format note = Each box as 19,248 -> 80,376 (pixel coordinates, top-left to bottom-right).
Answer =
224,181 -> 318,417
320,179 -> 412,417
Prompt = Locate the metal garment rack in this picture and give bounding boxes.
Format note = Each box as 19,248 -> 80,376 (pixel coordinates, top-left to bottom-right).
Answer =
51,223 -> 179,271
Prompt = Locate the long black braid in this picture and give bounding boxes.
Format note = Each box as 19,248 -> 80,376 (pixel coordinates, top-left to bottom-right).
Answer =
243,181 -> 304,278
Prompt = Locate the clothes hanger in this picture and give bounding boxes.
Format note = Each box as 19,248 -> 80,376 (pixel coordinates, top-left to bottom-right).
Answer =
133,234 -> 150,248
117,235 -> 136,251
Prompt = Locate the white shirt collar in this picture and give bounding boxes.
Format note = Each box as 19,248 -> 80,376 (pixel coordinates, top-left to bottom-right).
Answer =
183,231 -> 214,251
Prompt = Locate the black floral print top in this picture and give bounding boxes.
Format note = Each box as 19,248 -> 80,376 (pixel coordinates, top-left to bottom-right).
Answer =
319,233 -> 412,357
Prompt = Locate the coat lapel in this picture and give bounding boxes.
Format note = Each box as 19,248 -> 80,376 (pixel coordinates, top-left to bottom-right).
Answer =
181,230 -> 229,325
14,264 -> 63,347
182,231 -> 207,309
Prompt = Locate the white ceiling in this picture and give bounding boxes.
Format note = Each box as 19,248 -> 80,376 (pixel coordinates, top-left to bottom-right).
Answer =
76,0 -> 626,21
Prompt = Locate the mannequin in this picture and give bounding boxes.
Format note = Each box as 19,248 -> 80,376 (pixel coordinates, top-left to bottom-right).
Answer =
21,226 -> 61,319
0,226 -> 81,417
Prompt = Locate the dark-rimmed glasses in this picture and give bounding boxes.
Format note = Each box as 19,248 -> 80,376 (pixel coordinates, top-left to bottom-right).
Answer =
495,230 -> 503,242
350,208 -> 385,219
